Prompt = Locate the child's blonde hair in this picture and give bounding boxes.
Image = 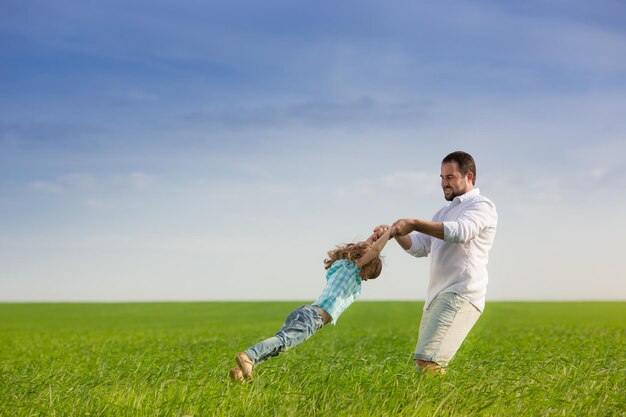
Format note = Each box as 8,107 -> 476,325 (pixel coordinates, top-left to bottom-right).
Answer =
323,242 -> 383,280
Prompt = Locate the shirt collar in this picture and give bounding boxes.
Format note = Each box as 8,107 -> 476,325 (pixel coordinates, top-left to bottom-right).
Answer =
452,187 -> 480,204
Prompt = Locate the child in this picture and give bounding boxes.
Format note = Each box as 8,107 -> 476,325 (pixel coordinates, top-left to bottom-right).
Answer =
230,227 -> 393,381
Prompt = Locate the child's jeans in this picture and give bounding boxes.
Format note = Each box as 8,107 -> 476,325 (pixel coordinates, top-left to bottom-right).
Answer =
244,304 -> 325,366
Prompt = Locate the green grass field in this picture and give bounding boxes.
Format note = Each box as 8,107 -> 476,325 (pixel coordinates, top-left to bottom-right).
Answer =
1,301 -> 624,416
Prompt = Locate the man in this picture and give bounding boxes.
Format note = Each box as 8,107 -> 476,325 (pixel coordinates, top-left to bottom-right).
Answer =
375,151 -> 497,375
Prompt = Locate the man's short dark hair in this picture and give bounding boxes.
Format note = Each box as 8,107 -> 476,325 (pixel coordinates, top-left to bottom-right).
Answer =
442,151 -> 476,185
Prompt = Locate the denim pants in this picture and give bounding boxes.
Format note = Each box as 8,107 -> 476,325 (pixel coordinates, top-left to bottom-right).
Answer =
244,305 -> 325,366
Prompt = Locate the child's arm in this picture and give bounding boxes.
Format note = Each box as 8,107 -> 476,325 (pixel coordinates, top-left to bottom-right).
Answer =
364,232 -> 377,245
356,228 -> 392,269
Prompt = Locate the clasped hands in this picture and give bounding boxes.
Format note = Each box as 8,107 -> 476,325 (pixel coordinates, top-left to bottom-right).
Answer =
372,219 -> 413,240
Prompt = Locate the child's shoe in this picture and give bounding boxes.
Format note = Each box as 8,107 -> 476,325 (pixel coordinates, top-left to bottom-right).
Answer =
235,352 -> 254,379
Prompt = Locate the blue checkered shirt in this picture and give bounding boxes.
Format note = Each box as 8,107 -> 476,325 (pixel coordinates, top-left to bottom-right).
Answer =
313,259 -> 362,325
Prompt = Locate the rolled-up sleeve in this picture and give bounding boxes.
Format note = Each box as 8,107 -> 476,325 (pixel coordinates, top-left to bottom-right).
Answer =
444,200 -> 497,243
406,232 -> 432,257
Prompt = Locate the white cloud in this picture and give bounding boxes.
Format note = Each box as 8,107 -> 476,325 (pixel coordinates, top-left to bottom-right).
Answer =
27,171 -> 156,194
59,173 -> 98,191
525,19 -> 626,74
28,180 -> 64,194
126,171 -> 155,189
336,171 -> 438,198
381,171 -> 438,193
83,198 -> 109,209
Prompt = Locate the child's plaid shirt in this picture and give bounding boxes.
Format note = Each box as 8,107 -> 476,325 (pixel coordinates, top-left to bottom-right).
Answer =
313,259 -> 362,324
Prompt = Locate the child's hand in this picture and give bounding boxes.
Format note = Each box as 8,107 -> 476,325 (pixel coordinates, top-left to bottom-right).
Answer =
380,227 -> 393,241
372,225 -> 391,239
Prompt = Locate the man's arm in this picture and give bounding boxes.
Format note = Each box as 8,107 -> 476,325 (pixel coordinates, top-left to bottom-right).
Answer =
394,234 -> 412,250
443,200 -> 497,243
391,218 -> 444,241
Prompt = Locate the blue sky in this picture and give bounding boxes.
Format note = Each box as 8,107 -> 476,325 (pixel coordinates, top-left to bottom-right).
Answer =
1,1 -> 625,301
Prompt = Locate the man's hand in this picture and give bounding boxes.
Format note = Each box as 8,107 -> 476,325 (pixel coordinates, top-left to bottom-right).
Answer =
391,218 -> 445,241
391,219 -> 415,237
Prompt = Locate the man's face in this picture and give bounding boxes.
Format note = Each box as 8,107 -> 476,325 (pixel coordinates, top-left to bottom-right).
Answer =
440,161 -> 472,201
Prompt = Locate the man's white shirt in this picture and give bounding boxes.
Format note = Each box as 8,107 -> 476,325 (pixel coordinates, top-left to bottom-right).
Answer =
406,188 -> 498,312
